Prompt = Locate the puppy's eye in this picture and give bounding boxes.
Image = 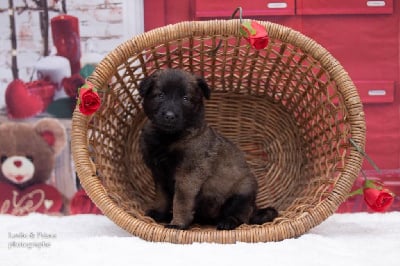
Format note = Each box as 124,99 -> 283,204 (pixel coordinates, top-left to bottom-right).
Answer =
1,155 -> 7,163
182,96 -> 189,102
158,92 -> 165,100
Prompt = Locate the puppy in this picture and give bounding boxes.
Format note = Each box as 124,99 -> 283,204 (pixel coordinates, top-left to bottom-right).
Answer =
139,68 -> 278,230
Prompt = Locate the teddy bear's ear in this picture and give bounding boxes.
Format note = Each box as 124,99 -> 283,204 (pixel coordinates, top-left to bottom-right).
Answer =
34,118 -> 67,156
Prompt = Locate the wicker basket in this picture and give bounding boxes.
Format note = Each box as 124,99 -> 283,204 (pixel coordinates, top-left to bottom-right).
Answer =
71,20 -> 366,243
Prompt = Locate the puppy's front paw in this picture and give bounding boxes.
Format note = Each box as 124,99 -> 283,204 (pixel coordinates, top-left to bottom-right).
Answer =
216,217 -> 241,230
146,209 -> 172,223
165,224 -> 189,230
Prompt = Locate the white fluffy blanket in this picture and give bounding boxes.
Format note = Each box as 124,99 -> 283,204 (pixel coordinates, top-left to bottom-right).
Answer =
1,212 -> 399,266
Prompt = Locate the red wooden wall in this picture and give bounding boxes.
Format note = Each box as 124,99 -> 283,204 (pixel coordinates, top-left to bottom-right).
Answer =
144,0 -> 400,211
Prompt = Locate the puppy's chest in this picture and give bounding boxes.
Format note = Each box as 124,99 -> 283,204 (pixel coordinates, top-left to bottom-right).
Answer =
142,127 -> 217,175
147,139 -> 205,177
147,142 -> 183,169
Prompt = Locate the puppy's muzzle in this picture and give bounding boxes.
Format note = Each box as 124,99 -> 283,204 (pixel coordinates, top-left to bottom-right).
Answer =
162,111 -> 177,123
155,109 -> 183,132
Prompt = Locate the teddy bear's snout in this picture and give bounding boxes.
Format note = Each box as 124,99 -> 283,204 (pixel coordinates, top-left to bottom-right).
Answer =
1,156 -> 35,184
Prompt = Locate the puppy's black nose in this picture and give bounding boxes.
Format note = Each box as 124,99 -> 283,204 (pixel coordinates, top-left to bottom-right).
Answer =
163,111 -> 177,122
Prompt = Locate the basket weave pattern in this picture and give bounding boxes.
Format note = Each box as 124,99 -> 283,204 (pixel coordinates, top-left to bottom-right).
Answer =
72,20 -> 365,243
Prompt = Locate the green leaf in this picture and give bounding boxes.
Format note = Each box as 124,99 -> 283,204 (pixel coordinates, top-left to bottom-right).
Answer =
364,179 -> 382,190
45,98 -> 76,118
240,21 -> 256,36
348,188 -> 364,197
248,24 -> 256,35
80,64 -> 96,79
239,25 -> 248,37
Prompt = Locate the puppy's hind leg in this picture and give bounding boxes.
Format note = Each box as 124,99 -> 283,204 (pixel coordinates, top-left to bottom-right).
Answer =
250,207 -> 278,225
216,194 -> 255,230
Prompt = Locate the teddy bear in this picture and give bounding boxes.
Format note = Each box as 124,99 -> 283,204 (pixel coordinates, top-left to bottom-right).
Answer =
0,118 -> 67,215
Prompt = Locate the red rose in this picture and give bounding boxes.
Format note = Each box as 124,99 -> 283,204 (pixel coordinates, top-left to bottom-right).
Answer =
78,82 -> 101,115
363,187 -> 394,212
70,189 -> 102,215
240,21 -> 269,50
62,73 -> 85,98
348,179 -> 395,212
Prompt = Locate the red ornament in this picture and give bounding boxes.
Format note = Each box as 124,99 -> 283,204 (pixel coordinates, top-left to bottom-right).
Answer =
62,73 -> 85,98
51,14 -> 81,74
5,79 -> 56,119
70,189 -> 102,215
27,80 -> 56,108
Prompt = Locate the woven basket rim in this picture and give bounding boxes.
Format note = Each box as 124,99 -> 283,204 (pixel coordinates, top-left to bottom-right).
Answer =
71,19 -> 366,243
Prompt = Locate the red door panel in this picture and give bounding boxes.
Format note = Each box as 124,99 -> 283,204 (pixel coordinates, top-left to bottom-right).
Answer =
299,11 -> 400,171
296,0 -> 393,15
144,0 -> 400,212
195,0 -> 295,17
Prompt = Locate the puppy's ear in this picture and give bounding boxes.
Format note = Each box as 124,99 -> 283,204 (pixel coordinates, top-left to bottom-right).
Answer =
196,77 -> 211,100
139,73 -> 157,97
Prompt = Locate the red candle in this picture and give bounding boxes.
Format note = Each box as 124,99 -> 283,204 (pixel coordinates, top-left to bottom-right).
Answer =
51,14 -> 81,74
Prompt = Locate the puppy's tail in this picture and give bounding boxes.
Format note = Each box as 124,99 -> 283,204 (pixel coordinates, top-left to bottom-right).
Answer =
250,207 -> 278,225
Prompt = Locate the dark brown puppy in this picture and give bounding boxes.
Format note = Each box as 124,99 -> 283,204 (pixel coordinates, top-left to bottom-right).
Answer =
139,68 -> 278,230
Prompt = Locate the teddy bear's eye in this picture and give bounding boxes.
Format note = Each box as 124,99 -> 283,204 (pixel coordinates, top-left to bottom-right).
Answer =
26,155 -> 34,162
1,155 -> 7,163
